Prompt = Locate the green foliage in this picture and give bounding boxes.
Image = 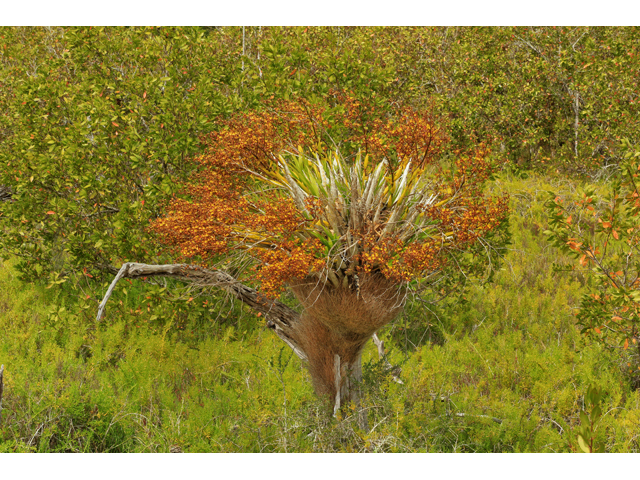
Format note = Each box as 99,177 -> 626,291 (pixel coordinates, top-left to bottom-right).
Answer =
3,173 -> 640,452
405,27 -> 640,172
3,26 -> 640,452
575,384 -> 606,453
234,27 -> 410,106
544,140 -> 640,384
0,27 -> 240,285
2,26 -> 638,296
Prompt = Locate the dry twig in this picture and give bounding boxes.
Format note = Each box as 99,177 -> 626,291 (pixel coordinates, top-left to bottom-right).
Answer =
372,333 -> 403,384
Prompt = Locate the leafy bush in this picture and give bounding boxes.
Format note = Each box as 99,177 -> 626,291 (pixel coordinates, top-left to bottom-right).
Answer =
3,26 -> 640,452
0,27 -> 245,284
2,26 -> 638,292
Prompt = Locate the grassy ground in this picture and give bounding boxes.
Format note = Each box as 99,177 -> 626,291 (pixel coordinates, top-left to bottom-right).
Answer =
2,172 -> 640,452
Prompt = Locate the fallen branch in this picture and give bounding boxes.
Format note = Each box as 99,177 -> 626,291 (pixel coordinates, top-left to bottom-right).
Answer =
96,262 -> 306,360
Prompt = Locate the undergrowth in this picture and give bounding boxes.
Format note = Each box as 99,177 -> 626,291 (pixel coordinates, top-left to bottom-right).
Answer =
2,172 -> 640,452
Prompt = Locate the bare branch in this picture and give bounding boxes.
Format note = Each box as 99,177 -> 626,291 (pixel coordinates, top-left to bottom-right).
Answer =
372,333 -> 404,384
0,186 -> 12,202
96,262 -> 306,360
96,263 -> 132,322
82,206 -> 120,219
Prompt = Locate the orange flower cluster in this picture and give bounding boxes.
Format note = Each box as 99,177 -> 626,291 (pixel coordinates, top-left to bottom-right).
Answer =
356,195 -> 507,285
360,235 -> 444,284
422,195 -> 509,246
402,240 -> 445,279
454,145 -> 502,188
331,92 -> 447,166
253,239 -> 326,296
150,93 -> 508,296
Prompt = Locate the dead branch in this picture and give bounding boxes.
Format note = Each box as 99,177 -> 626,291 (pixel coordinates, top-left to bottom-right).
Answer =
96,262 -> 306,360
372,333 -> 403,384
0,186 -> 12,202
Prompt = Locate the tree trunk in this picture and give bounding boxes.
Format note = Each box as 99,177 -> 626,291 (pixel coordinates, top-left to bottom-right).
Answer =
295,312 -> 369,407
290,274 -> 404,416
97,264 -> 403,428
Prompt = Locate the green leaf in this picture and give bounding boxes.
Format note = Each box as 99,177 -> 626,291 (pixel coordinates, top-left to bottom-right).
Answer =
577,434 -> 591,453
580,411 -> 590,428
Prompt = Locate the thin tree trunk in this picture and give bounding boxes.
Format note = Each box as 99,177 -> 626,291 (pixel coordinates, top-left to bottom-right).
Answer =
572,89 -> 580,158
332,351 -> 368,430
0,364 -> 4,426
341,351 -> 368,431
241,26 -> 245,71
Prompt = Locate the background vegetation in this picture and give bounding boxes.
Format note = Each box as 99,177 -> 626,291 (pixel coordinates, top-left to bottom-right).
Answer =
1,26 -> 640,452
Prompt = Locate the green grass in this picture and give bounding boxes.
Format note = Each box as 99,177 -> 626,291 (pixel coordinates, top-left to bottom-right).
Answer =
2,172 -> 640,452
